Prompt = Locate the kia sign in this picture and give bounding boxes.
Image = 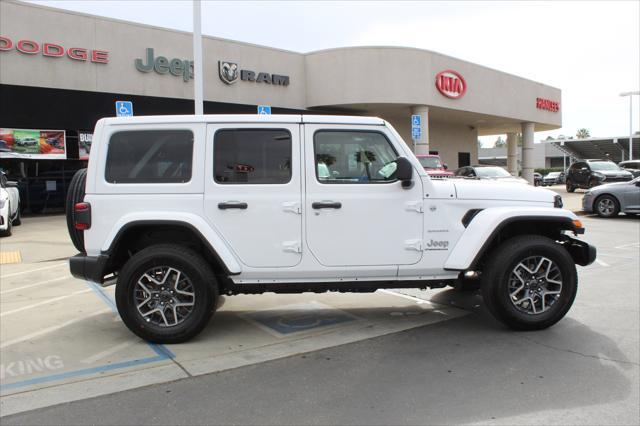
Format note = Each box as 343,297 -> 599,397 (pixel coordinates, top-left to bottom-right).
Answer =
435,70 -> 466,99
536,97 -> 560,112
0,35 -> 109,63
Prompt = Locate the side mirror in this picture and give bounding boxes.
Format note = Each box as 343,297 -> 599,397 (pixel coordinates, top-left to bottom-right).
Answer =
395,157 -> 413,189
443,163 -> 448,170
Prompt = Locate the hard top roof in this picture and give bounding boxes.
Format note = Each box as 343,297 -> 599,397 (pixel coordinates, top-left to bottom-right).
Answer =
99,114 -> 386,126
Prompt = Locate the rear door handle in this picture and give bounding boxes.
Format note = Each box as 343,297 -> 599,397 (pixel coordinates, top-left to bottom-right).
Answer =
312,201 -> 342,209
218,202 -> 248,210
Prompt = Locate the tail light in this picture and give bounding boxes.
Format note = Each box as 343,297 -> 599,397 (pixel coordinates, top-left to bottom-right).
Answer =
74,202 -> 91,230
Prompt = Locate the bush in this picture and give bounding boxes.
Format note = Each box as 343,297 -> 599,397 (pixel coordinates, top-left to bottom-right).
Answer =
535,167 -> 564,176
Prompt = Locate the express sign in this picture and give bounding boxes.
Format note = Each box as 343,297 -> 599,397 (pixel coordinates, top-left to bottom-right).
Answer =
0,36 -> 109,63
536,97 -> 559,112
435,70 -> 466,99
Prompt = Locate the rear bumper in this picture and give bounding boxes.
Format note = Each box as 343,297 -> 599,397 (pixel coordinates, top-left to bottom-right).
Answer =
69,253 -> 109,283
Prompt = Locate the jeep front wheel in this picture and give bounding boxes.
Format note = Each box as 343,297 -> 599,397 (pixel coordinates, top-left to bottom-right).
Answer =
565,179 -> 575,193
115,244 -> 218,343
481,235 -> 577,331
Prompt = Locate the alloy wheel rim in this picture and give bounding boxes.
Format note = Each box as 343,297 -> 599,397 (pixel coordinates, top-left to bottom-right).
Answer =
598,198 -> 614,215
134,266 -> 195,327
508,256 -> 563,315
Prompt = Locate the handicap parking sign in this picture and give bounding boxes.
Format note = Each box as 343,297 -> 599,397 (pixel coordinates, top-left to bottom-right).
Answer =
411,114 -> 421,127
257,105 -> 271,115
115,101 -> 133,117
412,127 -> 422,140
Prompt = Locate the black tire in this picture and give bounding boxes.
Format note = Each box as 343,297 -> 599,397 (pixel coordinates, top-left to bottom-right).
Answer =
12,203 -> 21,226
115,244 -> 218,343
594,194 -> 620,218
565,179 -> 575,193
588,178 -> 600,189
65,168 -> 87,252
0,201 -> 12,237
481,235 -> 577,331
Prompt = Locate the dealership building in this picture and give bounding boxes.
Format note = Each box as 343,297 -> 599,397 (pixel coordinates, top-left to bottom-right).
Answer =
0,0 -> 563,211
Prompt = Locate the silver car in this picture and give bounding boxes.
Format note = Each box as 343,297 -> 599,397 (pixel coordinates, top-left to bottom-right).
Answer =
582,176 -> 640,217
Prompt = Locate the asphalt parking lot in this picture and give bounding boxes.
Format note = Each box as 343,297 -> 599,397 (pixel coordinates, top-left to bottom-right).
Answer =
1,201 -> 638,424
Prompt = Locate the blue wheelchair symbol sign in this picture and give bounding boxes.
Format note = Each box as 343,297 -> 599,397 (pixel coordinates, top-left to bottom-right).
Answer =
115,101 -> 133,117
411,114 -> 421,127
412,127 -> 422,140
257,105 -> 271,115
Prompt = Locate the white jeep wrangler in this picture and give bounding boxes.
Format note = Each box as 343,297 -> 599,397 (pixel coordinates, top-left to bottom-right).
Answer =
67,115 -> 596,343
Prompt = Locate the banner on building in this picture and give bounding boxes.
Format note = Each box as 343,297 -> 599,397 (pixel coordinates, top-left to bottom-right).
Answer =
0,128 -> 66,159
78,131 -> 93,160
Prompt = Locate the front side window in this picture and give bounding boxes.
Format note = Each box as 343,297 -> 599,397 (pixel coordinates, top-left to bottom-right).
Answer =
214,129 -> 292,184
314,130 -> 398,184
105,130 -> 193,184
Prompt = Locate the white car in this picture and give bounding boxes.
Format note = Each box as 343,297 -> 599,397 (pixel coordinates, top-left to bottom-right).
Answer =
66,115 -> 596,343
0,172 -> 21,237
16,137 -> 38,147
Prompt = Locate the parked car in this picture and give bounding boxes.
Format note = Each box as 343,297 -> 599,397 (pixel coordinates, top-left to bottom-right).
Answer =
0,140 -> 10,152
582,176 -> 640,218
565,159 -> 634,192
67,114 -> 594,343
16,137 -> 38,147
618,160 -> 640,178
542,171 -> 562,186
533,172 -> 542,186
0,171 -> 21,236
415,154 -> 453,179
454,165 -> 528,184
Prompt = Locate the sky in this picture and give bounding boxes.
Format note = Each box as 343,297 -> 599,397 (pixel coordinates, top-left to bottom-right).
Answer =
28,0 -> 640,146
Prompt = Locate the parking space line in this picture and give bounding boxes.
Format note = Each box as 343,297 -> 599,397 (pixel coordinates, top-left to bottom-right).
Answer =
0,262 -> 67,279
0,309 -> 112,349
595,259 -> 610,267
378,289 -> 431,304
81,340 -> 138,364
0,276 -> 72,295
0,289 -> 92,317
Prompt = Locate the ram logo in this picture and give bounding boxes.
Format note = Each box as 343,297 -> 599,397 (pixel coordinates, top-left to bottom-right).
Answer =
218,61 -> 239,84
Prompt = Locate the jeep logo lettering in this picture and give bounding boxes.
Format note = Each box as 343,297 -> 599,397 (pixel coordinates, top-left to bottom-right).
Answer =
424,239 -> 449,250
135,48 -> 193,82
435,70 -> 466,99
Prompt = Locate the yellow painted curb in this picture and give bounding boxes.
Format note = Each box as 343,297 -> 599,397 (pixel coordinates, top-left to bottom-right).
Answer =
0,251 -> 22,265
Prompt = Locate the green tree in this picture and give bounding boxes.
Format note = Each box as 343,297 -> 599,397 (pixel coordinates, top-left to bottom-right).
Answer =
576,128 -> 590,139
494,136 -> 506,147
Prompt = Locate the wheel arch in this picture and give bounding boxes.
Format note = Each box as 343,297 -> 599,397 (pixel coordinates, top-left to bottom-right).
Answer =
445,210 -> 584,271
103,220 -> 241,277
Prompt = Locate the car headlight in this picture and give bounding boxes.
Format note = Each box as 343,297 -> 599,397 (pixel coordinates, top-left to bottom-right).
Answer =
584,191 -> 592,196
593,172 -> 605,180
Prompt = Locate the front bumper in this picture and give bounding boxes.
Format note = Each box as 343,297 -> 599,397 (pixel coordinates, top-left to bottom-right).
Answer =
69,253 -> 109,283
562,237 -> 597,266
582,193 -> 594,213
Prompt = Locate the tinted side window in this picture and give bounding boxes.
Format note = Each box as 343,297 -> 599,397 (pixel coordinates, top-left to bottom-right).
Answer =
214,129 -> 291,184
105,130 -> 193,184
314,131 -> 398,184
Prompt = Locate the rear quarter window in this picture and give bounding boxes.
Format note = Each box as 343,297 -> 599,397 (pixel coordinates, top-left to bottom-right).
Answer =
105,130 -> 193,184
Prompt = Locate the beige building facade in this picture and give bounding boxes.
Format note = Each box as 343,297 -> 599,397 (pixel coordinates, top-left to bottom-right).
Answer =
1,0 -> 562,177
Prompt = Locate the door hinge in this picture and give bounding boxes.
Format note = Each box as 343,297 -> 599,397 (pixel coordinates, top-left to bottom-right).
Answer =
405,201 -> 424,213
282,241 -> 302,253
282,201 -> 302,214
404,239 -> 423,251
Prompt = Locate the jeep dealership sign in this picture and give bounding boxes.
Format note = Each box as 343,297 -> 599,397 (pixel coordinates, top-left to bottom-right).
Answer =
435,70 -> 466,99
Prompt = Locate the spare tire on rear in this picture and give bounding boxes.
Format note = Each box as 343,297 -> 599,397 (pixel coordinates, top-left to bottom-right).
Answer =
66,168 -> 87,253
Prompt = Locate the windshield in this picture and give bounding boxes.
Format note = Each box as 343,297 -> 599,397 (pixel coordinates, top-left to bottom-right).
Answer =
589,161 -> 621,171
475,167 -> 511,178
418,156 -> 442,169
546,172 -> 561,177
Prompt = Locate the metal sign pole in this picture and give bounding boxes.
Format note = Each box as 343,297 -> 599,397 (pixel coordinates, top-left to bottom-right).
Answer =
193,0 -> 204,115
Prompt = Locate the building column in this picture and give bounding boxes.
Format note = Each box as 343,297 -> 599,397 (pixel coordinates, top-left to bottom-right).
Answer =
521,122 -> 535,184
506,132 -> 518,176
411,105 -> 430,155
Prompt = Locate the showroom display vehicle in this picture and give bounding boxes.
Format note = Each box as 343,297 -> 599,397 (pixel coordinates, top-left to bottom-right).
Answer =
67,115 -> 596,343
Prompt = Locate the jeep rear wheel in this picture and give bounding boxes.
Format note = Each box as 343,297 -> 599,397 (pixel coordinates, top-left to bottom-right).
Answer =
115,244 -> 218,343
481,235 -> 577,330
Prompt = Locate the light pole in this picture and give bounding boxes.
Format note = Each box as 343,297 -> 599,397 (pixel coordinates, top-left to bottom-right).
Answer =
193,0 -> 204,115
620,91 -> 639,160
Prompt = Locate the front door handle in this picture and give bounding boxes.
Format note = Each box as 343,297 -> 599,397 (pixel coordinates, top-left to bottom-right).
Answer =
218,202 -> 248,210
312,201 -> 342,209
